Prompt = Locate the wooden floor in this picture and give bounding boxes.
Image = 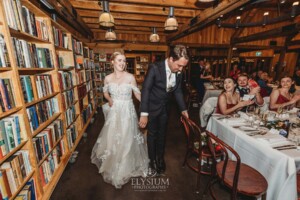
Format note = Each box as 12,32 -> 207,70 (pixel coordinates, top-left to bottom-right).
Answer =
50,101 -> 254,200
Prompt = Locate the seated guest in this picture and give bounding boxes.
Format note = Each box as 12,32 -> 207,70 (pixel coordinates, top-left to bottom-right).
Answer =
293,68 -> 300,87
269,75 -> 300,112
257,72 -> 272,97
229,62 -> 240,80
200,62 -> 213,81
216,77 -> 254,115
236,74 -> 264,112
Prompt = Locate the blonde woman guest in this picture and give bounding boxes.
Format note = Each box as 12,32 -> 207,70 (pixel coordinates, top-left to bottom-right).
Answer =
91,52 -> 148,188
269,75 -> 300,112
216,77 -> 254,115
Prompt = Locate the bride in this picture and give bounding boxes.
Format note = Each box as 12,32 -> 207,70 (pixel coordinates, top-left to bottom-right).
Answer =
91,52 -> 148,188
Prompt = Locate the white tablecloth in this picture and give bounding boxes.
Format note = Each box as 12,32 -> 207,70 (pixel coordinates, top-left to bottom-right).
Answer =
206,117 -> 300,200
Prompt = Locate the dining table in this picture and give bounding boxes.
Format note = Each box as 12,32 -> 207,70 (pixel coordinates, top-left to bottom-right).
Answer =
206,114 -> 300,200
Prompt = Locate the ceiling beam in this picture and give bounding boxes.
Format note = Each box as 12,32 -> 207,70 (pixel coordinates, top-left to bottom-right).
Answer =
167,0 -> 258,42
232,23 -> 300,44
86,20 -> 166,28
78,10 -> 190,23
82,0 -> 200,9
70,1 -> 196,17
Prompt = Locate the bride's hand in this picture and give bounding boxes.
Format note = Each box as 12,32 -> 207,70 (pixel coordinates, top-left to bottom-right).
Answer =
108,99 -> 113,107
139,116 -> 148,128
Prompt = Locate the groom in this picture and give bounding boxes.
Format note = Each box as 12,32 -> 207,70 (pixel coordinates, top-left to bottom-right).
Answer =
139,45 -> 189,175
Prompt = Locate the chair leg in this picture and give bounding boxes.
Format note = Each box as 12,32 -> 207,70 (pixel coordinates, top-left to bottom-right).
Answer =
182,150 -> 189,167
261,193 -> 267,200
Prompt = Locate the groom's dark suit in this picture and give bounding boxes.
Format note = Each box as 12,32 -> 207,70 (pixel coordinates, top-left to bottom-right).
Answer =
140,60 -> 186,170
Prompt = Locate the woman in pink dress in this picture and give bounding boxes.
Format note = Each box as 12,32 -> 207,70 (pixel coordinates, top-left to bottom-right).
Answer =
216,77 -> 254,115
269,75 -> 300,112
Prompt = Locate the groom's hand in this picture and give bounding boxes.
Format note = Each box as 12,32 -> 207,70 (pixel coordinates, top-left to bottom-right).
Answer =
182,110 -> 189,118
139,116 -> 148,128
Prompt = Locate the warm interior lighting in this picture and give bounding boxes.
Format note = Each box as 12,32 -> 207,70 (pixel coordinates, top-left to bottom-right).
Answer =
105,28 -> 116,40
149,27 -> 160,42
198,0 -> 215,2
99,1 -> 115,27
164,7 -> 178,31
291,1 -> 299,17
235,16 -> 241,28
263,12 -> 269,26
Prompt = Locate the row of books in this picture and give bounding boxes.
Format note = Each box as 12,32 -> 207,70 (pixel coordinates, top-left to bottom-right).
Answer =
96,72 -> 108,81
77,85 -> 87,100
81,103 -> 93,125
65,106 -> 76,128
0,150 -> 32,196
75,70 -> 85,85
83,59 -> 94,70
66,124 -> 78,150
26,98 -> 59,133
75,55 -> 83,69
15,178 -> 36,200
3,0 -> 48,40
12,38 -> 54,68
33,119 -> 63,163
39,146 -> 63,187
20,75 -> 54,103
86,80 -> 93,92
83,47 -> 89,59
0,114 -> 26,159
0,78 -> 15,113
52,26 -> 69,49
0,34 -> 10,68
72,38 -> 83,55
61,90 -> 75,111
58,72 -> 73,91
85,70 -> 91,81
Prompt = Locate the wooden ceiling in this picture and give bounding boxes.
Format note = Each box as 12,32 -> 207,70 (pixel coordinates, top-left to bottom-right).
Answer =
67,0 -> 300,46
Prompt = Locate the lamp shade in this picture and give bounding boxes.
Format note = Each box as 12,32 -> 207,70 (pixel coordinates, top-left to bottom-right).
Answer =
149,27 -> 160,42
165,17 -> 178,30
105,29 -> 116,40
99,1 -> 115,27
165,6 -> 178,31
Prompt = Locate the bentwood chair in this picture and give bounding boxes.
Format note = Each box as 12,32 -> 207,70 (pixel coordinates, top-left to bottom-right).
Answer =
180,115 -> 220,193
206,131 -> 268,200
186,85 -> 199,110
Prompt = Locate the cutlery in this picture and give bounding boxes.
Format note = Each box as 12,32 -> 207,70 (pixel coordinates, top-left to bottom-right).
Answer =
275,146 -> 297,150
273,145 -> 297,150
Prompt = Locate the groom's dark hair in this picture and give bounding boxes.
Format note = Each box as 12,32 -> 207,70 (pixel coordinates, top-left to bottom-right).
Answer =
169,45 -> 189,61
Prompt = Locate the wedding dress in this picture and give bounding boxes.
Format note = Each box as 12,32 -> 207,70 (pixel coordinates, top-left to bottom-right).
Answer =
91,83 -> 148,188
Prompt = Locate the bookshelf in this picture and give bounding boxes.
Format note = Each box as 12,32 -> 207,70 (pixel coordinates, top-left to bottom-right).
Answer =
0,0 -> 96,199
93,53 -> 112,107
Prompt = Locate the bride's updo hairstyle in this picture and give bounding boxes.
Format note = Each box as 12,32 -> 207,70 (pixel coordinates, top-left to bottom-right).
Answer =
110,51 -> 126,71
110,51 -> 124,62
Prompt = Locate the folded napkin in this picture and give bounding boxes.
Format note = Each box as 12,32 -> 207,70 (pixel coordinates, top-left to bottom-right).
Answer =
256,133 -> 291,148
237,111 -> 249,120
222,118 -> 246,126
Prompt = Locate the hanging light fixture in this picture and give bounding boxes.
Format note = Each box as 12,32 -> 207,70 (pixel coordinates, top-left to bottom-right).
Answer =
291,1 -> 299,18
149,27 -> 160,42
235,16 -> 241,28
105,28 -> 116,40
164,7 -> 178,31
99,0 -> 114,27
262,12 -> 269,26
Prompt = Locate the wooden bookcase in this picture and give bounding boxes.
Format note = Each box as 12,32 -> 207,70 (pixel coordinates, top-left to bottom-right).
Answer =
93,53 -> 113,107
0,0 -> 96,199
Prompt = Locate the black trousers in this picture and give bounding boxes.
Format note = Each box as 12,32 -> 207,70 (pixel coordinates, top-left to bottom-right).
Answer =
147,110 -> 168,162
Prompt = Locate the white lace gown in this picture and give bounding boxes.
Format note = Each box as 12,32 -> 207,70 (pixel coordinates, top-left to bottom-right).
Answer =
91,83 -> 149,188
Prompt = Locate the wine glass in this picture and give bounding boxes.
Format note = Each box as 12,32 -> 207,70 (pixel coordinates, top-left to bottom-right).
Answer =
278,106 -> 283,114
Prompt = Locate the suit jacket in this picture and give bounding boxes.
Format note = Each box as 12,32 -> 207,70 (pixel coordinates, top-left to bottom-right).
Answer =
140,60 -> 186,116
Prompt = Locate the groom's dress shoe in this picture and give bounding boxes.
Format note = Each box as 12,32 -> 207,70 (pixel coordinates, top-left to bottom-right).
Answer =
156,158 -> 166,174
147,160 -> 157,177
